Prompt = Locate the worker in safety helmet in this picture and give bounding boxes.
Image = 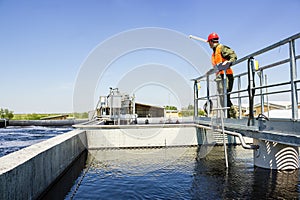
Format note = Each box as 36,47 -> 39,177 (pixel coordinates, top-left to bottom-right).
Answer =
207,32 -> 237,118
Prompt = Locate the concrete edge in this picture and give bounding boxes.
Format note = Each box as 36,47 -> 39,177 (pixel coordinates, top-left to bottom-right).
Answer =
73,123 -> 197,129
0,129 -> 87,200
0,129 -> 85,174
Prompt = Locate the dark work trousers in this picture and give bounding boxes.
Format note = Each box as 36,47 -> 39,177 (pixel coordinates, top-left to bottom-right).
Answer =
216,74 -> 234,117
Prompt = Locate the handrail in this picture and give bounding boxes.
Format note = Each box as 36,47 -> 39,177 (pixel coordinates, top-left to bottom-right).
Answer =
193,32 -> 300,122
232,32 -> 300,66
194,124 -> 259,150
193,33 -> 300,82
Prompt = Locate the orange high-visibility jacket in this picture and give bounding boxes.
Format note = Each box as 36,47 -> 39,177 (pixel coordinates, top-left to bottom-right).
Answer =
211,44 -> 234,75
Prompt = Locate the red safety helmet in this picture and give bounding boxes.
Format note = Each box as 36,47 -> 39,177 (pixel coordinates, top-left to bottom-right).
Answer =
207,33 -> 219,42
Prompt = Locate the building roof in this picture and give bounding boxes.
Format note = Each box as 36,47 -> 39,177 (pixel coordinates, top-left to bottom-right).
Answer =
265,109 -> 300,118
135,102 -> 164,109
40,114 -> 69,120
254,101 -> 292,109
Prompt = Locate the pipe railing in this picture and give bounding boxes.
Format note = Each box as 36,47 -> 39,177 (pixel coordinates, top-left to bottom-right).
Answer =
194,124 -> 259,150
193,32 -> 300,122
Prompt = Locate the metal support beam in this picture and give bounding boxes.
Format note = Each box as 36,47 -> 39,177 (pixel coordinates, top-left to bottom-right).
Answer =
194,81 -> 198,119
289,40 -> 298,120
237,76 -> 242,119
223,72 -> 228,118
206,74 -> 211,116
259,70 -> 265,114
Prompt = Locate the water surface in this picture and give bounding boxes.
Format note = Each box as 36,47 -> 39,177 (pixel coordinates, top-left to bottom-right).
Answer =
1,127 -> 299,199
0,126 -> 73,157
65,146 -> 300,199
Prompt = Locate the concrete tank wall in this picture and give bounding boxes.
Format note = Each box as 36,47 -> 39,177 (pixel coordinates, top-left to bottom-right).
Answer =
85,125 -> 243,149
0,129 -> 87,200
0,124 -> 247,199
86,125 -> 213,148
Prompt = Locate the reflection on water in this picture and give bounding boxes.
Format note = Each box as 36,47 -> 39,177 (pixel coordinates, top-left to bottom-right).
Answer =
2,127 -> 299,199
63,146 -> 300,199
251,168 -> 299,199
42,150 -> 88,200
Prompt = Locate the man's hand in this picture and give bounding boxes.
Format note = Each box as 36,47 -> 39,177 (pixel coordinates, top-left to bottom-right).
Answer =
222,60 -> 229,66
216,62 -> 231,71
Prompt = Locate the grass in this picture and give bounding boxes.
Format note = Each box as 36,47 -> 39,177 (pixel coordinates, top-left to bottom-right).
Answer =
12,112 -> 88,120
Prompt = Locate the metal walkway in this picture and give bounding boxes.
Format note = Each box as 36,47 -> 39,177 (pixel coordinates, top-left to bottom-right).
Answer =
192,33 -> 300,147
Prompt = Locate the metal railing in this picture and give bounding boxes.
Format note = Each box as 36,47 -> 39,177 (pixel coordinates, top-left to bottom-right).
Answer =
192,32 -> 300,122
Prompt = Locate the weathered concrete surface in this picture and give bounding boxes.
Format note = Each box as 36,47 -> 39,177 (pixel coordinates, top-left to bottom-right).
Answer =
0,129 -> 87,200
75,124 -> 244,148
82,124 -> 209,148
0,123 -> 253,199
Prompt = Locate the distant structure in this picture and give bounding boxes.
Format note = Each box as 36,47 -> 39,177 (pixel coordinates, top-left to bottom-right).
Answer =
91,88 -> 165,125
257,101 -> 300,118
40,114 -> 69,120
239,101 -> 300,118
254,101 -> 300,114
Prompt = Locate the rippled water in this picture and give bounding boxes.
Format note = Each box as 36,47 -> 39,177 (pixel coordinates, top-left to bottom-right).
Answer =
0,126 -> 73,157
64,146 -> 300,199
1,127 -> 299,199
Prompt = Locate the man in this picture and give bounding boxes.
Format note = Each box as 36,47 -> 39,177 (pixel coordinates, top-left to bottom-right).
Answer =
207,32 -> 237,118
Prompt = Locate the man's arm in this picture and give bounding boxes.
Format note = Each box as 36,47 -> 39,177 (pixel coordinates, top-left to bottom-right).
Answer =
221,45 -> 237,63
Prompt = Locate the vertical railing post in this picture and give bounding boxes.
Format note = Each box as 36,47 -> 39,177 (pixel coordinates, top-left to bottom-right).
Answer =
194,80 -> 198,119
237,75 -> 242,119
223,71 -> 227,118
259,70 -> 265,114
289,40 -> 298,120
206,74 -> 210,116
247,57 -> 256,126
265,74 -> 270,118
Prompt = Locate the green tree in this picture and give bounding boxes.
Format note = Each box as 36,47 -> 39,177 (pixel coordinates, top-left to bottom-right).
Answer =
0,108 -> 4,118
0,108 -> 14,119
164,105 -> 177,110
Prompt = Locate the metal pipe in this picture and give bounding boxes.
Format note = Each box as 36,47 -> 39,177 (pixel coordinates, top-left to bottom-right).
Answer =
194,81 -> 198,118
223,73 -> 228,118
233,33 -> 300,66
192,37 -> 300,84
231,55 -> 300,82
206,74 -> 211,116
247,58 -> 255,126
265,74 -> 270,118
193,33 -> 300,122
237,76 -> 242,119
289,40 -> 298,120
194,124 -> 259,150
196,78 -> 300,101
221,129 -> 259,150
259,70 -> 265,114
220,107 -> 229,168
250,81 -> 292,90
230,89 -> 292,100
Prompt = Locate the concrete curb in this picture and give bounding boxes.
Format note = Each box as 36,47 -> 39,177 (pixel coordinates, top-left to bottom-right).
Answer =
0,129 -> 87,200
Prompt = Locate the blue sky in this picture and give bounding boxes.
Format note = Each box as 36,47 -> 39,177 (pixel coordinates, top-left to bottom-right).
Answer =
0,0 -> 299,113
